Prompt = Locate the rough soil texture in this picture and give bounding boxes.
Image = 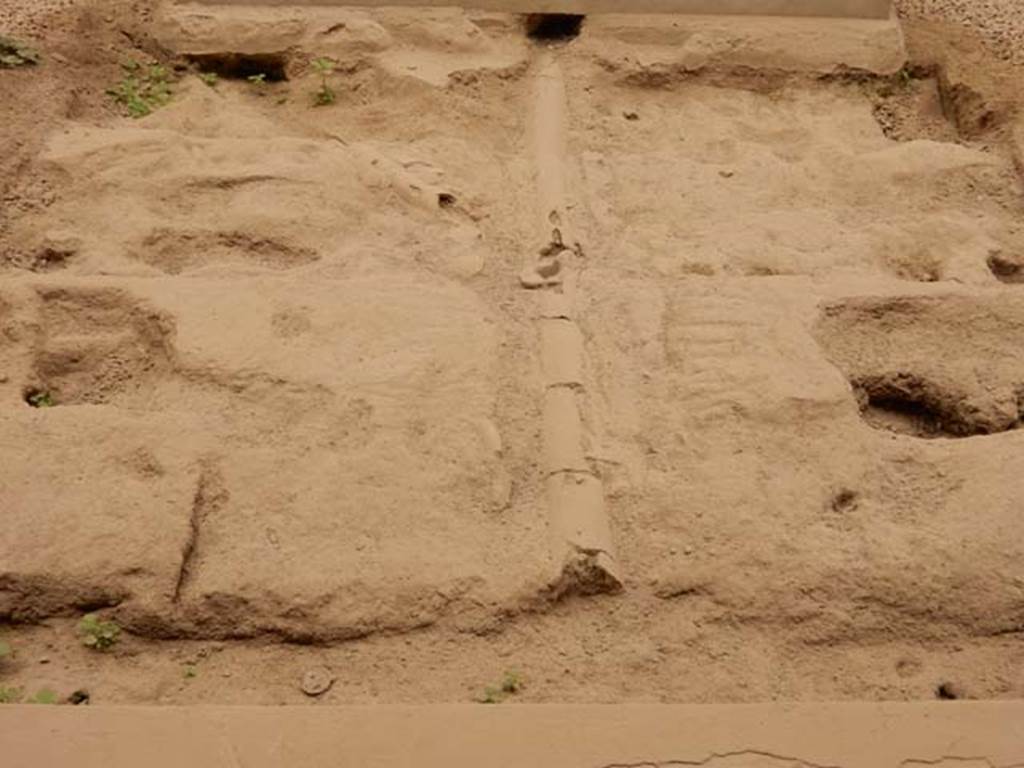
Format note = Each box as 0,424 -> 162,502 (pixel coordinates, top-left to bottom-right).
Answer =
899,0 -> 1024,67
1,1 -> 1023,706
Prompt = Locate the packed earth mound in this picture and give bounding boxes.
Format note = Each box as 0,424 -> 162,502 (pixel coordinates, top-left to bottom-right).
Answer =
0,0 -> 1023,705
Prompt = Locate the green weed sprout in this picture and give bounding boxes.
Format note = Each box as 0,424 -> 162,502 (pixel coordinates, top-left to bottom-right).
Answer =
479,671 -> 524,704
108,61 -> 173,118
79,614 -> 120,651
0,36 -> 40,68
311,57 -> 336,107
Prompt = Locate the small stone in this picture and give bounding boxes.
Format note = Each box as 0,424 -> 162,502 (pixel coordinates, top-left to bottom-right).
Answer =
623,111 -> 639,121
38,657 -> 50,664
719,170 -> 735,179
455,250 -> 485,278
536,256 -> 561,279
300,666 -> 334,697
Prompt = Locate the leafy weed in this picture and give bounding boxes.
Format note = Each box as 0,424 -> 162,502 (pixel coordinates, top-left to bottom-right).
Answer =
79,614 -> 120,651
25,390 -> 54,408
311,57 -> 336,107
29,689 -> 58,705
0,687 -> 22,704
478,671 -> 524,704
107,61 -> 173,118
0,36 -> 40,68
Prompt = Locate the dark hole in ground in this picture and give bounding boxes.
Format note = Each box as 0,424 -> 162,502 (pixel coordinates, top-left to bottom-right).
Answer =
987,251 -> 1024,284
861,392 -> 948,438
851,374 -> 987,439
188,52 -> 289,82
437,193 -> 456,209
68,689 -> 90,705
23,387 -> 54,408
524,14 -> 584,42
30,246 -> 74,272
935,682 -> 962,700
830,489 -> 859,513
854,374 -> 1022,439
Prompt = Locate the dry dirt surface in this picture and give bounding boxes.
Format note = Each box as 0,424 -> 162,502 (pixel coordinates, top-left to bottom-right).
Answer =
1,0 -> 1023,707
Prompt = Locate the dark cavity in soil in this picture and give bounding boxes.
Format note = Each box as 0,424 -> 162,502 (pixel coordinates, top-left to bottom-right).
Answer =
853,373 -> 1019,439
188,52 -> 289,81
524,14 -> 584,42
987,251 -> 1024,284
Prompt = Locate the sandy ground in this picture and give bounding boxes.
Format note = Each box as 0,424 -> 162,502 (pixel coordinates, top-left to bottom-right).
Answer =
5,702 -> 1024,768
1,1 -> 1023,706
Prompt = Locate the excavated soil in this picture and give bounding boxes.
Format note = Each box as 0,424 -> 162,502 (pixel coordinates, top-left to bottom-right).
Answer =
1,0 -> 1023,705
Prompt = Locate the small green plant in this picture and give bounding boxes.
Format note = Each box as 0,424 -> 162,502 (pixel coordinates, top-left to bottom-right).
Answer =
26,390 -> 54,408
29,688 -> 58,705
500,670 -> 523,695
0,687 -> 22,704
79,614 -> 120,651
199,72 -> 219,88
0,688 -> 60,705
311,57 -> 336,107
107,61 -> 173,118
0,688 -> 20,708
0,36 -> 40,68
478,671 -> 523,704
183,665 -> 197,679
247,73 -> 268,90
479,687 -> 502,704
